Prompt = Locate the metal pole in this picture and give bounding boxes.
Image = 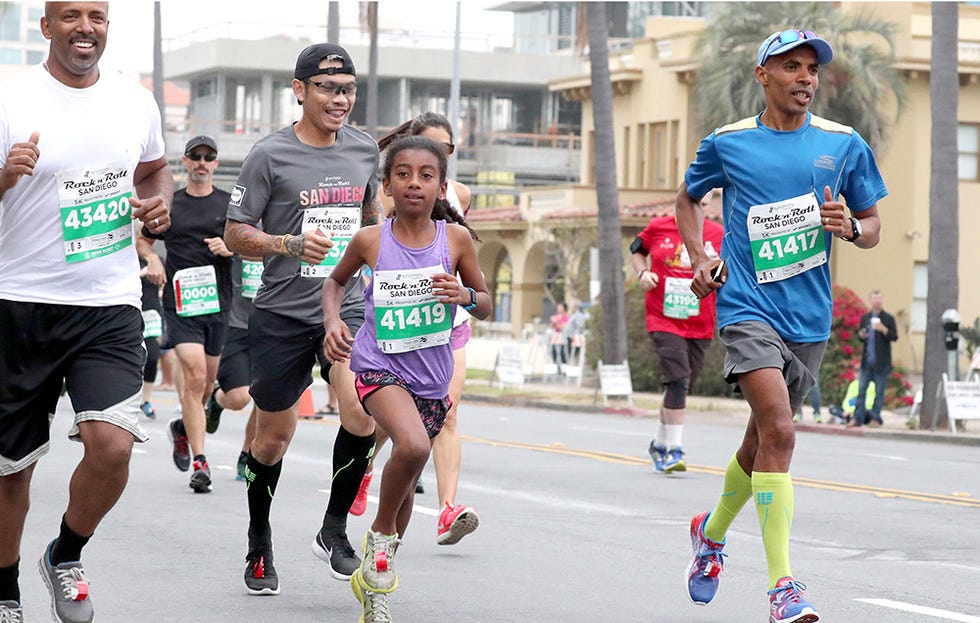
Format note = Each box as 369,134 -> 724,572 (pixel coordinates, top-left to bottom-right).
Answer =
327,2 -> 339,44
152,2 -> 164,127
447,0 -> 462,180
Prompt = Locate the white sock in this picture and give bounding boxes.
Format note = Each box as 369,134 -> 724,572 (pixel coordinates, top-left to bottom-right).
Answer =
665,424 -> 683,449
655,421 -> 668,447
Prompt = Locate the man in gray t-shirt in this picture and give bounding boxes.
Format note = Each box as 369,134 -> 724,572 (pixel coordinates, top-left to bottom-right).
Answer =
223,43 -> 380,597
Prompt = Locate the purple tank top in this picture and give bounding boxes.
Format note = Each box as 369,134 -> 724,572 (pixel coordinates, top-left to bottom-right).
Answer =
350,219 -> 455,398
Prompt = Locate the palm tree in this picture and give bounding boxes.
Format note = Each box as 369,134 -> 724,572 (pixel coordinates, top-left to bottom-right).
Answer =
921,3 -> 959,430
695,2 -> 907,151
587,2 -> 628,366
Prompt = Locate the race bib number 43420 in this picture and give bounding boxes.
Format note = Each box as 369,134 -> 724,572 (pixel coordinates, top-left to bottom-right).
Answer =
746,193 -> 827,284
56,163 -> 134,263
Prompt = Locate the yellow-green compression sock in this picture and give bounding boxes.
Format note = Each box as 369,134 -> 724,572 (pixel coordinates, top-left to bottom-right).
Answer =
753,471 -> 794,588
703,453 -> 753,544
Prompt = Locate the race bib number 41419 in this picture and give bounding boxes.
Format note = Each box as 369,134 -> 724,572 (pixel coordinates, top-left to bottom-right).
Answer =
374,264 -> 452,354
56,163 -> 134,263
747,193 -> 827,284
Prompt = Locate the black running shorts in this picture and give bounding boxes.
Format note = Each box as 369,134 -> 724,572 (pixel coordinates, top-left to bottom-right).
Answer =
0,300 -> 149,475
248,308 -> 325,412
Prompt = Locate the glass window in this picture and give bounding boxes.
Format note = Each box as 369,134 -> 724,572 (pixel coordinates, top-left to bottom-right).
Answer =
27,28 -> 44,43
0,48 -> 21,64
0,3 -> 20,41
958,124 -> 979,181
26,50 -> 43,64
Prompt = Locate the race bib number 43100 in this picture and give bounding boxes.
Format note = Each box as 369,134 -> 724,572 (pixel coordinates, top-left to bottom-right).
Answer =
374,265 -> 452,354
56,163 -> 134,263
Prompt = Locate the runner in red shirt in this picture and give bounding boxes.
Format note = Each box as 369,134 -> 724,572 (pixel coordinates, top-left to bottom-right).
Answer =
629,191 -> 724,473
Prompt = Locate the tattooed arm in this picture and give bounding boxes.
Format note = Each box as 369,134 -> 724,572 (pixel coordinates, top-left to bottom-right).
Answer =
224,219 -> 332,264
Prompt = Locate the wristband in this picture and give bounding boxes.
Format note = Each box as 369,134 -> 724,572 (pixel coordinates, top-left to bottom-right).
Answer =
637,269 -> 647,279
279,234 -> 291,255
463,287 -> 478,312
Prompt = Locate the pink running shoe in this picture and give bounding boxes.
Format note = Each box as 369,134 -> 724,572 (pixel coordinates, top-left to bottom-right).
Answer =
350,471 -> 373,516
436,502 -> 479,545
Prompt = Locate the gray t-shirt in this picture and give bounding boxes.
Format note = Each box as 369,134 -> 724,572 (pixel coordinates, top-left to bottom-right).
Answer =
227,124 -> 379,325
228,255 -> 253,330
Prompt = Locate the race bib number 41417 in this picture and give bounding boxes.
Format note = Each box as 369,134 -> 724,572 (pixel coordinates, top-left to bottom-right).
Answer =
747,193 -> 827,284
56,163 -> 134,263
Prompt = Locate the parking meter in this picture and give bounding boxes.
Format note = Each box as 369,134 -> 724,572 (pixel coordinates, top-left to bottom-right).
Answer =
943,308 -> 960,351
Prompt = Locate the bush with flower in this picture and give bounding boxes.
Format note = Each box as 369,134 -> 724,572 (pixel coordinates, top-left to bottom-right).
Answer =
821,285 -> 913,409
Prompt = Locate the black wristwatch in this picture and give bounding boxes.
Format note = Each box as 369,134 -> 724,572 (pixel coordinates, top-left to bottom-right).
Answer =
463,287 -> 478,311
841,217 -> 862,243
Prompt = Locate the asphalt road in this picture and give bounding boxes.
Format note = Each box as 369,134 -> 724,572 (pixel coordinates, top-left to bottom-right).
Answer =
15,391 -> 980,622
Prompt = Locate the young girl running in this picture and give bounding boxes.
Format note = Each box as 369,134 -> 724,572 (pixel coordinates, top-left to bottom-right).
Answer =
321,135 -> 491,623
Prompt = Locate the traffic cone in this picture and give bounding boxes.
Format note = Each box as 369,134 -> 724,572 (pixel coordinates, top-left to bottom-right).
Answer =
298,387 -> 316,419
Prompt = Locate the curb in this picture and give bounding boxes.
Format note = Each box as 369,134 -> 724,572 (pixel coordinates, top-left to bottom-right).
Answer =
464,392 -> 980,447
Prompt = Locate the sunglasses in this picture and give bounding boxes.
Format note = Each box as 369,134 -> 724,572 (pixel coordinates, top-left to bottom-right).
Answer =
760,29 -> 818,66
186,152 -> 217,162
439,141 -> 455,155
306,79 -> 357,96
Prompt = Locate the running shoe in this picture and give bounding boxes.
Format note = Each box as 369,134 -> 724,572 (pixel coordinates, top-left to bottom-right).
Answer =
647,441 -> 667,472
350,470 -> 373,516
204,384 -> 223,434
353,530 -> 399,593
436,502 -> 479,545
244,530 -> 279,596
139,401 -> 156,420
312,529 -> 361,581
189,459 -> 212,493
0,601 -> 22,622
768,577 -> 820,623
236,451 -> 248,482
664,446 -> 687,473
686,511 -> 727,605
167,418 -> 190,472
38,539 -> 94,623
350,569 -> 392,623
415,477 -> 425,494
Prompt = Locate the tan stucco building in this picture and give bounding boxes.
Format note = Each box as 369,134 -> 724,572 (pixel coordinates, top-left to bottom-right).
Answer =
472,2 -> 980,373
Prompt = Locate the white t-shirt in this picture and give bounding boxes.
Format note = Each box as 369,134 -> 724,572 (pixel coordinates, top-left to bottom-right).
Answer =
0,65 -> 165,308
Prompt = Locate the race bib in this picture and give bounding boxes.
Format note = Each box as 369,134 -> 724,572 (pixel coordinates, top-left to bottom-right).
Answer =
56,162 -> 134,263
299,207 -> 360,278
141,309 -> 162,338
747,193 -> 827,284
663,276 -> 700,319
374,264 -> 451,354
174,265 -> 220,317
241,260 -> 263,299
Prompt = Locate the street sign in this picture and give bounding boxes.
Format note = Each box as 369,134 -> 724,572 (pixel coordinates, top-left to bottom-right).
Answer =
596,360 -> 633,406
941,373 -> 980,433
491,345 -> 525,389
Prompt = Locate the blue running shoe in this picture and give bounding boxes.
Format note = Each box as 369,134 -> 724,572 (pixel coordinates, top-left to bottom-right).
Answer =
686,511 -> 726,605
647,441 -> 667,472
139,401 -> 156,420
768,577 -> 819,623
665,446 -> 687,473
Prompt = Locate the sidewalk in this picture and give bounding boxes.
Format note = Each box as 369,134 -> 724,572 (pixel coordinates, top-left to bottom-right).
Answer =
461,377 -> 980,447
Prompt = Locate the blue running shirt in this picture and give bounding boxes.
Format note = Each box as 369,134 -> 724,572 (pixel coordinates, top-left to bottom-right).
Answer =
685,113 -> 888,342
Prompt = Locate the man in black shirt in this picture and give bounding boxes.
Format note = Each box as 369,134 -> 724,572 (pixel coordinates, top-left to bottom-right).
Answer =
851,290 -> 899,427
138,135 -> 232,493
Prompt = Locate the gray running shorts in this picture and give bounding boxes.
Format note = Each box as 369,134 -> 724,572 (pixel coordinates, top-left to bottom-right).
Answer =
719,320 -> 826,409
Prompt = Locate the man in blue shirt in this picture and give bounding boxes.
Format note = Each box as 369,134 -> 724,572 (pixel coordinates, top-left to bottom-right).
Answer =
675,29 -> 888,623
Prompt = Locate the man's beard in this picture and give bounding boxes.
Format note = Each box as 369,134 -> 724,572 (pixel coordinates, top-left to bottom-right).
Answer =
189,170 -> 211,184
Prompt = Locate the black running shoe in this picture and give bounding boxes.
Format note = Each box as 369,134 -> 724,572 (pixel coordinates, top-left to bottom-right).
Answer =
312,529 -> 360,581
189,459 -> 212,493
415,477 -> 425,494
204,384 -> 223,434
167,418 -> 190,472
244,531 -> 279,596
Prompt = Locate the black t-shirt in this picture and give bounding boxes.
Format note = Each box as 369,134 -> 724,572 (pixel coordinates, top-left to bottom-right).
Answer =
144,187 -> 233,312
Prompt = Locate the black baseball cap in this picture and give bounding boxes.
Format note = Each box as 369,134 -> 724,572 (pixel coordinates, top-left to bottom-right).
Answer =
294,43 -> 356,80
184,135 -> 217,155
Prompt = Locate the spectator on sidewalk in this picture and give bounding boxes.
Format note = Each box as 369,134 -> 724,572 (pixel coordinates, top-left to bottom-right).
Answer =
850,290 -> 898,427
630,191 -> 724,473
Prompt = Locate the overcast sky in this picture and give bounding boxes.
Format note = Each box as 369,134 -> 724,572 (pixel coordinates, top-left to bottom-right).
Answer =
99,0 -> 514,75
